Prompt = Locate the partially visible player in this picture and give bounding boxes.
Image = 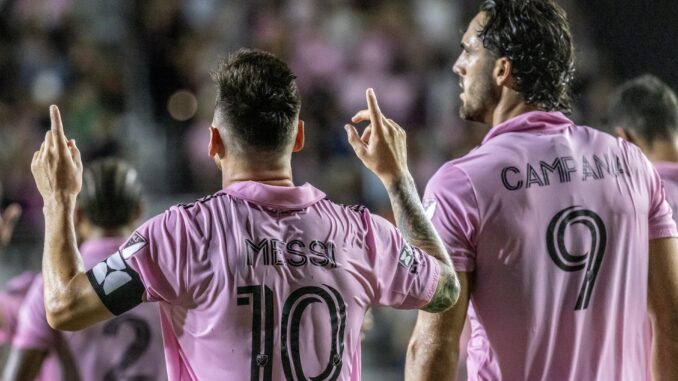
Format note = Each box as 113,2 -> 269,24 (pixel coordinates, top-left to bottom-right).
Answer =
610,74 -> 678,218
29,49 -> 459,380
3,159 -> 166,381
608,74 -> 678,380
401,1 -> 678,380
0,184 -> 58,379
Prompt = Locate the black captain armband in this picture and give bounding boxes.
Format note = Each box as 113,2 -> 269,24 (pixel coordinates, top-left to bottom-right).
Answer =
86,251 -> 145,315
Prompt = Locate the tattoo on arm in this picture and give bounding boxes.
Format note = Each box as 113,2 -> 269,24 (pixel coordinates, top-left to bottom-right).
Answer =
386,175 -> 460,312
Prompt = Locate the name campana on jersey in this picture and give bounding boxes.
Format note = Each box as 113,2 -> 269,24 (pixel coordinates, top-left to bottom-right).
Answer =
500,153 -> 631,191
245,238 -> 337,268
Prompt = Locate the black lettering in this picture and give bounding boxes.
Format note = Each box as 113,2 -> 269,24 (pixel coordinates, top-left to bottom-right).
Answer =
246,239 -> 269,266
286,240 -> 307,267
539,158 -> 564,185
501,166 -> 523,190
309,241 -> 330,267
270,239 -> 286,266
582,156 -> 600,181
593,154 -> 610,178
526,163 -> 544,188
561,156 -> 577,182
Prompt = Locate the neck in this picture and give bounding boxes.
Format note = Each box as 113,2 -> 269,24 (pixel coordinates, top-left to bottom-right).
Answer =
220,155 -> 294,189
488,88 -> 540,127
647,138 -> 678,163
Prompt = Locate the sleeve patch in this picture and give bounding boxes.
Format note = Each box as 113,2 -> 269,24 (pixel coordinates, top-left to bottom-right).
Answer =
87,252 -> 144,315
120,232 -> 148,259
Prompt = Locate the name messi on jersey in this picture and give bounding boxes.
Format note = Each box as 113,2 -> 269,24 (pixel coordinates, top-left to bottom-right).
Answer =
245,238 -> 337,268
501,154 -> 630,191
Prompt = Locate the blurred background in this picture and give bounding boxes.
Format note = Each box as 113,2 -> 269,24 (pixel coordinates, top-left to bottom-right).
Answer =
0,0 -> 676,379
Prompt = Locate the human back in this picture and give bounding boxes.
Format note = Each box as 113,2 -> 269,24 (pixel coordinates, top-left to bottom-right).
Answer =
426,111 -> 672,379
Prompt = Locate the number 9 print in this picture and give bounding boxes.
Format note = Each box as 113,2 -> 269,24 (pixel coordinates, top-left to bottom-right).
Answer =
546,206 -> 607,310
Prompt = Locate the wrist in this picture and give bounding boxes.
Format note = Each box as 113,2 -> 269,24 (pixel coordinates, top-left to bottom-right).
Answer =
43,194 -> 77,213
381,171 -> 413,190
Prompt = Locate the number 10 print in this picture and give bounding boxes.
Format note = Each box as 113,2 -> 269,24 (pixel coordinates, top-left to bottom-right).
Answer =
237,284 -> 347,381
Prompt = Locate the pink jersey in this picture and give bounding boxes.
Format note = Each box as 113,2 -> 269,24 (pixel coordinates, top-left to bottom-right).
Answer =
655,162 -> 678,222
422,111 -> 677,380
13,237 -> 167,380
0,272 -> 59,380
87,181 -> 439,381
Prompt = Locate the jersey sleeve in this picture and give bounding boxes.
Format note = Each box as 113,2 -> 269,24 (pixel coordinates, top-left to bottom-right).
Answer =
646,160 -> 678,239
86,206 -> 209,315
365,212 -> 440,309
12,276 -> 59,350
422,164 -> 481,272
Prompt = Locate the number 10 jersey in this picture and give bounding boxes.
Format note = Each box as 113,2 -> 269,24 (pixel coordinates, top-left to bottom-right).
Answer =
87,181 -> 440,381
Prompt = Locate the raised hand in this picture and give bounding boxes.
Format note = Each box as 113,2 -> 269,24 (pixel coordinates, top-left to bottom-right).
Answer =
345,88 -> 409,186
0,203 -> 21,248
31,105 -> 83,202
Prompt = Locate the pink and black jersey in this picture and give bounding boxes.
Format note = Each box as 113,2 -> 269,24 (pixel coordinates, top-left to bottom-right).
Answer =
13,238 -> 166,381
86,181 -> 439,381
423,111 -> 677,380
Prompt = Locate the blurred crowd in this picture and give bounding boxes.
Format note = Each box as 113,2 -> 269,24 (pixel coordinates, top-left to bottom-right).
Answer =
0,0 -> 668,379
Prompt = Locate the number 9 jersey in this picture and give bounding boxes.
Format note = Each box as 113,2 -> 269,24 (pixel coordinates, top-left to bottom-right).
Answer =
422,111 -> 678,381
86,181 -> 440,381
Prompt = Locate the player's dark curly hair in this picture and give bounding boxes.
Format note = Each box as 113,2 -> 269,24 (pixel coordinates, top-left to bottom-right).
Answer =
79,158 -> 142,229
478,0 -> 575,112
211,49 -> 301,152
608,74 -> 678,144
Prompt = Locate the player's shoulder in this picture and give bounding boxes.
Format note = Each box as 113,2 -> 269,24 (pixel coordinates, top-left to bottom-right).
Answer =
426,160 -> 474,194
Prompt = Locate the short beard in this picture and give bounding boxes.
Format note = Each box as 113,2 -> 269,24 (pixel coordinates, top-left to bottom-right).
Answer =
459,64 -> 500,124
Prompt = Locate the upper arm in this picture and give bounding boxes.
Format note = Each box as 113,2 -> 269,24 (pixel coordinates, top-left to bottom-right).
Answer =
47,271 -> 113,331
648,238 -> 678,324
1,347 -> 48,381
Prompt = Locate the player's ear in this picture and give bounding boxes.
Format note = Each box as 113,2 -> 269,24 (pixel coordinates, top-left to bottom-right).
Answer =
494,57 -> 512,87
292,120 -> 305,153
208,127 -> 225,158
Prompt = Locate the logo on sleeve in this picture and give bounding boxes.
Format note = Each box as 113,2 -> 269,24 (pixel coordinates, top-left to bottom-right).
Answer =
424,199 -> 437,220
120,232 -> 148,259
91,252 -> 134,295
398,245 -> 415,269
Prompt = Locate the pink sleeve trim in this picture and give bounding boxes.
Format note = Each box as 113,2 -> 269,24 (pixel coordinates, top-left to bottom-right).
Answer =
649,226 -> 678,240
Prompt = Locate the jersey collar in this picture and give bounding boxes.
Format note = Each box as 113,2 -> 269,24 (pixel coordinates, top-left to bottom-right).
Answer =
222,181 -> 326,210
481,111 -> 573,145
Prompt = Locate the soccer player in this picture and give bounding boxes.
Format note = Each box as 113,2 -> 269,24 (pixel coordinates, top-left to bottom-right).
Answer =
399,1 -> 678,380
29,49 -> 460,380
610,74 -> 678,219
3,159 -> 166,381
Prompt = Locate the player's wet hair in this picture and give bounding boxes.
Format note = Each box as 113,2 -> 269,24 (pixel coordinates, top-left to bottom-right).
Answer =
79,158 -> 142,229
211,49 -> 301,153
478,0 -> 575,113
608,74 -> 678,144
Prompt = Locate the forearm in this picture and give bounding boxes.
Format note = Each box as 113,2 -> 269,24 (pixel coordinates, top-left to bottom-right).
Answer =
42,196 -> 85,325
385,174 -> 450,267
405,306 -> 466,381
385,174 -> 460,312
651,316 -> 678,380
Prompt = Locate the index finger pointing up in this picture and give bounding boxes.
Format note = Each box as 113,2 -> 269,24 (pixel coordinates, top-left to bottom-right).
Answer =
50,105 -> 68,148
366,88 -> 383,132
